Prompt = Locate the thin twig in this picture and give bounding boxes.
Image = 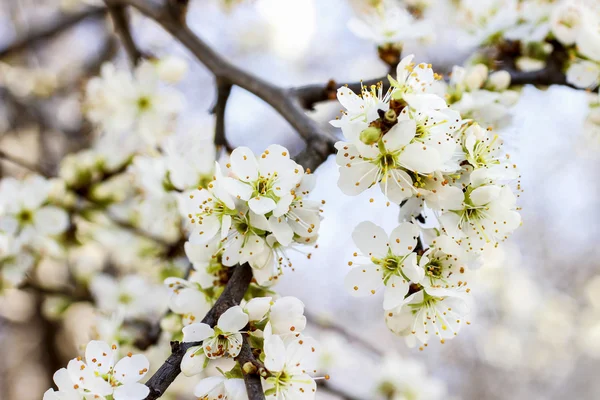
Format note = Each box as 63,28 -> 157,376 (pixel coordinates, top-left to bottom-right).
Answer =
144,263 -> 254,400
0,7 -> 107,58
0,149 -> 52,177
211,77 -> 233,151
110,0 -> 335,167
105,1 -> 142,65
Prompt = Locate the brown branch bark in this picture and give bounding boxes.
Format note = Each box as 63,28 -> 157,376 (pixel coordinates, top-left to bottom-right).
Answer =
236,334 -> 267,400
144,263 -> 254,400
108,0 -> 335,170
105,2 -> 143,65
0,7 -> 107,59
211,77 -> 233,151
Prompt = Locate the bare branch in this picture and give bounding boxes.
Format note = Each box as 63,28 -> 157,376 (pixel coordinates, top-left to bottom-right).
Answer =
105,2 -> 143,65
109,0 -> 334,152
236,334 -> 267,400
211,77 -> 233,151
0,7 -> 107,59
0,148 -> 52,177
144,263 -> 254,400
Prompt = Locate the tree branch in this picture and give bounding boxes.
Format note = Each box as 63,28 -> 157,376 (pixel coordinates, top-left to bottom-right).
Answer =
236,334 -> 267,400
144,263 -> 254,400
211,77 -> 233,151
0,7 -> 107,58
0,148 -> 52,177
105,2 -> 143,65
109,0 -> 335,161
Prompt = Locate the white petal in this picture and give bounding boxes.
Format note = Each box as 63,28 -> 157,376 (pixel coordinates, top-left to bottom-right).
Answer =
383,119 -> 416,150
217,305 -> 249,333
470,185 -> 501,206
268,215 -> 294,246
264,334 -> 286,372
230,147 -> 258,182
113,354 -> 150,384
34,206 -> 69,235
383,275 -> 411,310
401,252 -> 423,283
389,222 -> 419,256
244,297 -> 272,321
223,379 -> 249,400
181,346 -> 207,377
398,143 -> 441,173
248,196 -> 276,215
351,221 -> 388,258
222,178 -> 253,201
194,376 -> 224,398
85,340 -> 114,375
182,323 -> 214,342
344,264 -> 383,297
113,383 -> 150,400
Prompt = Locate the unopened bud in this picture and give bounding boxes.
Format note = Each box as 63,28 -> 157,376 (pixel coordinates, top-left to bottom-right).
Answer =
243,362 -> 257,375
359,127 -> 382,145
465,64 -> 488,91
155,56 -> 188,83
486,70 -> 511,91
384,109 -> 397,123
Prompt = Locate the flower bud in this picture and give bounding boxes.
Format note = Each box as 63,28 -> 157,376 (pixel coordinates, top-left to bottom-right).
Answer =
384,109 -> 397,124
486,70 -> 511,91
155,56 -> 188,83
465,64 -> 488,91
359,127 -> 382,145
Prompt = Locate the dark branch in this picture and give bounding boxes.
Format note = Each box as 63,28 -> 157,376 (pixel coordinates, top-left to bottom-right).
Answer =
106,2 -> 143,65
0,7 -> 107,59
236,334 -> 267,400
144,263 -> 254,400
211,77 -> 233,151
110,0 -> 333,150
0,149 -> 52,177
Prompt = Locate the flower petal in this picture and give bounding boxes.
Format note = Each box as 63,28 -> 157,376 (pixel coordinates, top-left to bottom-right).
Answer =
344,264 -> 383,297
351,221 -> 388,258
217,305 -> 248,333
182,322 -> 214,342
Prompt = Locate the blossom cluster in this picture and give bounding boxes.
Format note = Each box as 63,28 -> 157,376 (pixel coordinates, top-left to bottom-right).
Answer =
332,54 -> 522,346
0,175 -> 68,289
43,341 -> 151,400
176,297 -> 321,400
177,144 -> 322,287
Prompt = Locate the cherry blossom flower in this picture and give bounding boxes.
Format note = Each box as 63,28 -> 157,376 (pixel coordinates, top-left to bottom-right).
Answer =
90,274 -> 168,320
348,0 -> 432,46
46,341 -> 150,400
182,305 -> 248,359
330,83 -> 390,142
0,175 -> 68,251
437,169 -> 521,251
223,145 -> 304,216
386,287 -> 470,345
345,221 -> 424,310
85,61 -> 184,147
194,376 -> 248,400
262,334 -> 319,399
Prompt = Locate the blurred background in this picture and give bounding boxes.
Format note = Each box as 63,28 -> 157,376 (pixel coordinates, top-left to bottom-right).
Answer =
1,0 -> 600,399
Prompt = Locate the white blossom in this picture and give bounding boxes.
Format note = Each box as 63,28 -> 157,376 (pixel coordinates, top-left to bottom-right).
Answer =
263,334 -> 318,399
45,341 -> 150,400
345,221 -> 423,310
348,0 -> 432,46
182,305 -> 248,359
